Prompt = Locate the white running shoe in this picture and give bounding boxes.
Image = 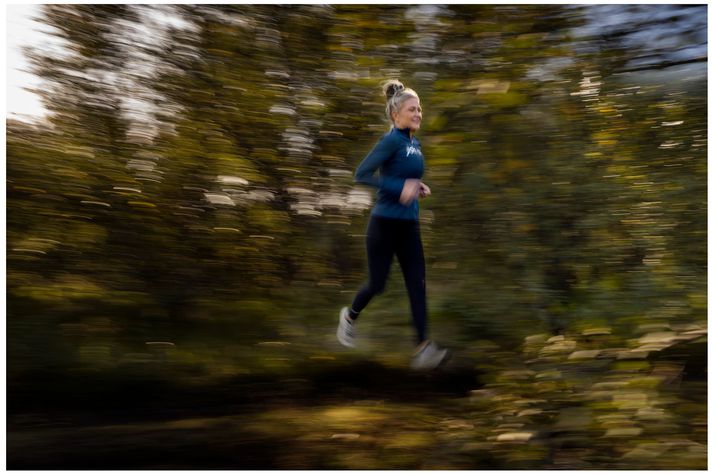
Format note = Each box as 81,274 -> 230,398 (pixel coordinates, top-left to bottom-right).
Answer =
337,307 -> 356,348
410,341 -> 450,370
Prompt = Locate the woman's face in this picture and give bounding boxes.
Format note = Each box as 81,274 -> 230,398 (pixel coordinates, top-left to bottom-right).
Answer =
392,97 -> 422,131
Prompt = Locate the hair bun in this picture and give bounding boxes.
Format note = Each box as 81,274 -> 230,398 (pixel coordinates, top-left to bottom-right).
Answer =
383,80 -> 405,100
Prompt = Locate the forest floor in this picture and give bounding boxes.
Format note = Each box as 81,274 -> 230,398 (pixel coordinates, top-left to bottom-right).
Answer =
8,354 -> 487,469
7,315 -> 707,469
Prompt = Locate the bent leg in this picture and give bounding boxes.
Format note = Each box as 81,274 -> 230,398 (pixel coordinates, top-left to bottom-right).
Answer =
351,217 -> 395,317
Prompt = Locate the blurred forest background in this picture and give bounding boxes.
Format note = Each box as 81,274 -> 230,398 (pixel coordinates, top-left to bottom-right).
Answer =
6,4 -> 707,469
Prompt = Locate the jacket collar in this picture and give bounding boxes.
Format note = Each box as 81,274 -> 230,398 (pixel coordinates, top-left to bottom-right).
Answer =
393,125 -> 414,139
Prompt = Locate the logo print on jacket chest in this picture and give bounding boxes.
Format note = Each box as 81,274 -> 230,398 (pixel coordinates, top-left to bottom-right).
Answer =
406,145 -> 422,157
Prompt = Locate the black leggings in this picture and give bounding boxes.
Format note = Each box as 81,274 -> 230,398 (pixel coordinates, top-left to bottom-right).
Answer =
351,215 -> 427,344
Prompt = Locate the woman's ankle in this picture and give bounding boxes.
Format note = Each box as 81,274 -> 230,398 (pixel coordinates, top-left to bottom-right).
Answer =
415,340 -> 430,353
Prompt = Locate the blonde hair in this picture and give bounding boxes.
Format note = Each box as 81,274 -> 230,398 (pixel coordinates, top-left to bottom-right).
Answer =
382,79 -> 419,126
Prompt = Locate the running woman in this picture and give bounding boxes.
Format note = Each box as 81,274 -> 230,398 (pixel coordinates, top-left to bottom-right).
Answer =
337,79 -> 449,370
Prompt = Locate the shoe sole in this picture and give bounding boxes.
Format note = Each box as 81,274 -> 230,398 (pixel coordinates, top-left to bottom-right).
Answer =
336,331 -> 355,348
438,349 -> 452,368
411,349 -> 451,371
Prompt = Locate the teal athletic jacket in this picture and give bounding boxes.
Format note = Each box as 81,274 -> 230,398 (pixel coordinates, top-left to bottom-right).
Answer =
354,125 -> 425,221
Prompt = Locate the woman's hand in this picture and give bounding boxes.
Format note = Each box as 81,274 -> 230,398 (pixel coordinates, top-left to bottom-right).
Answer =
419,182 -> 431,198
400,179 -> 422,205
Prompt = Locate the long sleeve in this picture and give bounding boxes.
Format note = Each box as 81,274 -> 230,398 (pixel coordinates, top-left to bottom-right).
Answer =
354,134 -> 404,199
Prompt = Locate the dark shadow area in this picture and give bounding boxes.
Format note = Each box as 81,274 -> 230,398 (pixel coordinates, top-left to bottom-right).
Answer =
303,359 -> 482,402
9,435 -> 285,470
8,359 -> 484,469
9,359 -> 482,425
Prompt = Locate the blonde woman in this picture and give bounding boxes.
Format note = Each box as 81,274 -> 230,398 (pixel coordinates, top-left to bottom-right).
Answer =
337,79 -> 449,370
